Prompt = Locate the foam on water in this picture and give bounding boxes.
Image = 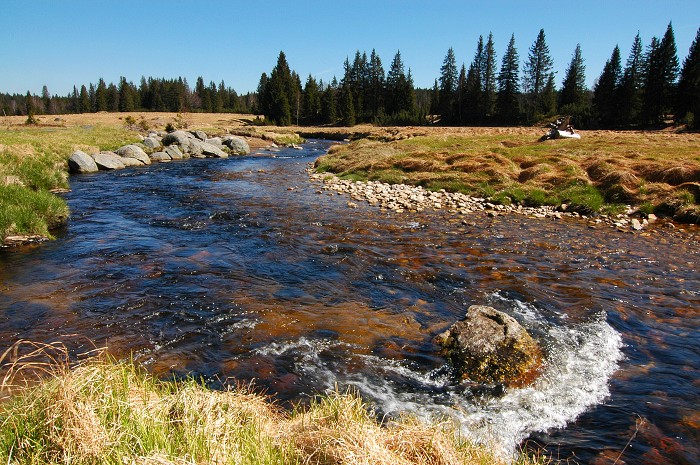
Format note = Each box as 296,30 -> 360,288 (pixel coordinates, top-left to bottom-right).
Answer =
252,294 -> 624,458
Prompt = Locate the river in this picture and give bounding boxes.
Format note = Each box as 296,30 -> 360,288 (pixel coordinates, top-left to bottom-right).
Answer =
1,140 -> 699,463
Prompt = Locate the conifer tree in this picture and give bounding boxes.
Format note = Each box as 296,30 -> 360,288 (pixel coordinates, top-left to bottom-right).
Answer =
559,44 -> 587,108
79,85 -> 90,113
496,33 -> 521,124
523,29 -> 554,121
118,77 -> 135,112
676,27 -> 700,127
303,74 -> 321,124
386,50 -> 412,116
618,33 -> 644,126
438,47 -> 458,122
321,84 -> 337,125
107,83 -> 119,112
429,79 -> 440,118
642,23 -> 679,125
455,64 -> 467,124
368,49 -> 386,119
41,85 -> 51,114
593,46 -> 622,128
339,86 -> 355,126
481,33 -> 497,120
464,62 -> 482,123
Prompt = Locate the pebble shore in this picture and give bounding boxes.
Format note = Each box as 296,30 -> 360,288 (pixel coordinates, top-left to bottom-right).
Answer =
309,170 -> 663,232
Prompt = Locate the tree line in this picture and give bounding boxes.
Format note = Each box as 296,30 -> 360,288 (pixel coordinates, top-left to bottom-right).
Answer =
257,23 -> 700,129
1,76 -> 256,118
3,22 -> 699,130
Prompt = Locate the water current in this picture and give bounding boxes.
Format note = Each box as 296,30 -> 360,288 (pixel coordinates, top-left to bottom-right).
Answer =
1,140 -> 699,463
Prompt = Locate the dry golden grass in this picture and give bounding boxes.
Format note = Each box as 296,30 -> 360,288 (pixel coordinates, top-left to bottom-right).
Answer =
0,341 -> 545,465
315,127 -> 700,218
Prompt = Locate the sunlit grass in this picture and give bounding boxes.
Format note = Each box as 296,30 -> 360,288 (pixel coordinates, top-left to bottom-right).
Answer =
315,129 -> 700,217
0,125 -> 139,243
0,342 -> 547,465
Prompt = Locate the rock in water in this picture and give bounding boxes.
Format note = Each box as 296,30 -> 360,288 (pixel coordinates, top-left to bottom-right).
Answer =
435,305 -> 543,387
93,151 -> 126,170
116,144 -> 151,165
223,136 -> 251,155
162,130 -> 192,146
68,150 -> 98,173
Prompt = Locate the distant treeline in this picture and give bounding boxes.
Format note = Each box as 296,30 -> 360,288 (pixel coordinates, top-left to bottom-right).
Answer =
1,76 -> 256,118
257,23 -> 700,129
3,23 -> 699,130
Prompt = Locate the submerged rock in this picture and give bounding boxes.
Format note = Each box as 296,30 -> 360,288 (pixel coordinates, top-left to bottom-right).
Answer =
435,305 -> 543,388
68,150 -> 99,173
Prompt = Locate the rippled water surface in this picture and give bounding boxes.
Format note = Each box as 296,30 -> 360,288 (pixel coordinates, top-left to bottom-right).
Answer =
1,140 -> 699,463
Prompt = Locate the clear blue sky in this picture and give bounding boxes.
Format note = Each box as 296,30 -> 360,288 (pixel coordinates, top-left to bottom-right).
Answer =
1,1 -> 698,96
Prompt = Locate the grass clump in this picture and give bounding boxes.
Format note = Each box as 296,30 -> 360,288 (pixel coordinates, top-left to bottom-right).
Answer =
0,342 -> 546,465
0,125 -> 139,243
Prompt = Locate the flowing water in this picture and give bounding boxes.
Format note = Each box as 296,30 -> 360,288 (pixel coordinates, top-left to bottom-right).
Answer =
1,140 -> 699,463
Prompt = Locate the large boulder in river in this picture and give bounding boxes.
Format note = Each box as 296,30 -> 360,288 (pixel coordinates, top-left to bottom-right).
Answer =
434,305 -> 543,388
162,130 -> 192,146
142,137 -> 162,150
165,145 -> 185,160
149,151 -> 171,162
189,139 -> 228,158
93,151 -> 125,170
223,136 -> 250,155
116,144 -> 151,165
68,150 -> 98,173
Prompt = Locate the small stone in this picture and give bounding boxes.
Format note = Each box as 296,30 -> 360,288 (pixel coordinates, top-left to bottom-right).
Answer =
631,219 -> 643,230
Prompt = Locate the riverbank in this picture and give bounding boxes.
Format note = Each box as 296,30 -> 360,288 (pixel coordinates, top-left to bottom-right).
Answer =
312,127 -> 700,226
0,348 -> 544,465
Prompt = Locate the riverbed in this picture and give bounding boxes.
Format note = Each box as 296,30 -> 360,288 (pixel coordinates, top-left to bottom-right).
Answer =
1,140 -> 699,463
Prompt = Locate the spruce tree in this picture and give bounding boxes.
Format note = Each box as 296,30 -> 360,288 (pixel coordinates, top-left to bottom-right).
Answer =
438,47 -> 458,122
523,29 -> 554,121
559,44 -> 587,108
481,33 -> 497,120
79,85 -> 90,113
339,86 -> 355,126
386,50 -> 410,116
368,49 -> 386,119
303,74 -> 321,124
456,64 -> 467,124
593,46 -> 622,128
41,85 -> 51,114
618,33 -> 644,126
321,84 -> 337,125
118,77 -> 135,112
676,27 -> 700,127
464,62 -> 482,123
641,23 -> 679,125
496,33 -> 521,124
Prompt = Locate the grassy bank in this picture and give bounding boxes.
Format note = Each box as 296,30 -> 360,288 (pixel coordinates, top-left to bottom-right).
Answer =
314,128 -> 700,220
0,351 -> 544,465
0,125 -> 139,243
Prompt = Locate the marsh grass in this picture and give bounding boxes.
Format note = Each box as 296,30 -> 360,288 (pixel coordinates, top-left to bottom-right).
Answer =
315,129 -> 700,218
0,342 -> 546,465
0,125 -> 139,242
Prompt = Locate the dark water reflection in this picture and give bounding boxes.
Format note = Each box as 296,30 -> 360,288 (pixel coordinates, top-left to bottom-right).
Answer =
1,140 -> 699,463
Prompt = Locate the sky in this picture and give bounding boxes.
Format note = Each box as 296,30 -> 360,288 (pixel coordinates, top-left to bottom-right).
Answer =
1,1 -> 699,97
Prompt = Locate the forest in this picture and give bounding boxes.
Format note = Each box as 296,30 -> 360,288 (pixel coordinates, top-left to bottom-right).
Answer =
2,23 -> 699,130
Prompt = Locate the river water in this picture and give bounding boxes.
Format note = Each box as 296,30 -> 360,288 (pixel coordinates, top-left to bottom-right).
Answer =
1,140 -> 699,463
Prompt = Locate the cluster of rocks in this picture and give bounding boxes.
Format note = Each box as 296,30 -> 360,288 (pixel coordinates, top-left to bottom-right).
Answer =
68,130 -> 250,174
309,172 -> 661,232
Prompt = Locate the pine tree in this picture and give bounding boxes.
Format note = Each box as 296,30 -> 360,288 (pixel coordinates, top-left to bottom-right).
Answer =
386,50 -> 413,116
641,23 -> 679,125
455,64 -> 467,124
593,46 -> 622,128
523,29 -> 554,121
339,86 -> 355,126
559,44 -> 587,108
79,85 -> 90,113
496,33 -> 521,124
95,79 -> 107,113
368,49 -> 386,119
464,62 -> 482,123
118,77 -> 135,112
70,86 -> 79,113
618,33 -> 645,126
303,74 -> 321,124
429,79 -> 440,119
438,47 -> 458,122
676,27 -> 700,127
41,85 -> 51,114
321,84 -> 337,125
481,32 -> 497,121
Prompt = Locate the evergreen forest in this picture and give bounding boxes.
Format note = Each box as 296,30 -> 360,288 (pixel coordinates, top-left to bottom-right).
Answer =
3,23 -> 699,130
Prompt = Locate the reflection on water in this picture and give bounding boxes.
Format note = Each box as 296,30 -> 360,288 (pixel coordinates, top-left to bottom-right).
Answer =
1,140 -> 699,463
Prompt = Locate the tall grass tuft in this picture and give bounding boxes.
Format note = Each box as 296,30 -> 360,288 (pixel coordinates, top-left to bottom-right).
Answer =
0,342 -> 547,465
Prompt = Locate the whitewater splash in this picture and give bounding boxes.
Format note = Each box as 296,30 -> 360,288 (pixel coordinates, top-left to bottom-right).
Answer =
252,293 -> 624,458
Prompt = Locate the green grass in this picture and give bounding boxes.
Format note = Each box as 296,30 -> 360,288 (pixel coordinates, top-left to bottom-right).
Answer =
0,125 -> 139,243
0,348 -> 547,465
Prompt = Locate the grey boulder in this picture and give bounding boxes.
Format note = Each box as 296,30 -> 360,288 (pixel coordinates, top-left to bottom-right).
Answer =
116,144 -> 151,165
162,130 -> 193,146
143,137 -> 162,150
165,145 -> 184,160
68,150 -> 99,173
149,151 -> 171,162
223,136 -> 250,155
93,151 -> 126,170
